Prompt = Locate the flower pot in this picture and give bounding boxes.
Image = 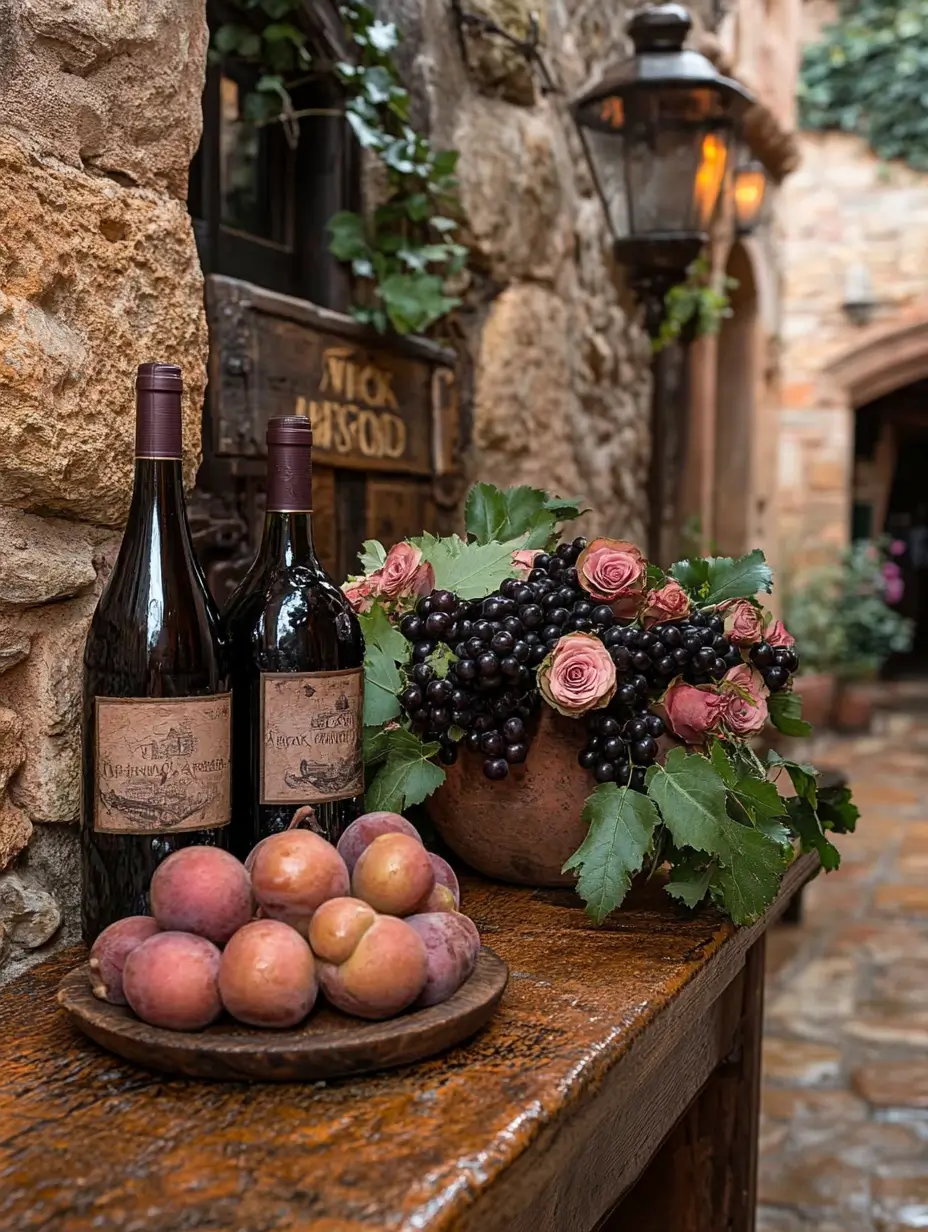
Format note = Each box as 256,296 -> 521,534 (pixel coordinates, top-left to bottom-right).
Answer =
426,707 -> 590,887
791,673 -> 836,732
833,680 -> 874,733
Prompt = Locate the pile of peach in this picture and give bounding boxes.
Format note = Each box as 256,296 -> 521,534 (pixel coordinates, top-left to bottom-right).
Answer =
87,813 -> 480,1031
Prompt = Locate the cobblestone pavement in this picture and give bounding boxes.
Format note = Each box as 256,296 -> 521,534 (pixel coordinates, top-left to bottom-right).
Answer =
760,688 -> 928,1232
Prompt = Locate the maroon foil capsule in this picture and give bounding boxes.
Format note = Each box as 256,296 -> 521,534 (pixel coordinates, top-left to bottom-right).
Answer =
135,363 -> 183,459
266,415 -> 313,513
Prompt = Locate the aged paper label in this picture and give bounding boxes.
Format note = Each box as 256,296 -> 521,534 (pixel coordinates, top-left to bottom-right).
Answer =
94,695 -> 232,834
260,669 -> 363,805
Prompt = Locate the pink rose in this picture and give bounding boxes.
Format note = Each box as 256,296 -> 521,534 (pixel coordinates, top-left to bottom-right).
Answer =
722,599 -> 764,645
342,576 -> 374,614
511,549 -> 541,578
642,580 -> 691,627
891,539 -> 906,557
576,538 -> 646,617
538,632 -> 616,716
766,619 -> 795,649
662,680 -> 727,744
369,543 -> 434,601
720,665 -> 769,738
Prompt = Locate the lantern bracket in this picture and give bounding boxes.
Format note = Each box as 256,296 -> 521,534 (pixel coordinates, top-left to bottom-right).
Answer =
449,0 -> 560,95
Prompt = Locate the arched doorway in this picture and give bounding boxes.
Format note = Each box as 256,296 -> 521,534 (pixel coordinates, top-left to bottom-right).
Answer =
713,243 -> 761,557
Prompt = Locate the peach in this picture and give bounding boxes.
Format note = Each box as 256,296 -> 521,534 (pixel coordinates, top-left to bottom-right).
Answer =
317,915 -> 427,1020
88,916 -> 161,1005
250,830 -> 349,936
351,833 -> 434,917
336,812 -> 422,874
219,920 -> 317,1029
308,897 -> 377,965
123,932 -> 222,1031
406,912 -> 481,1007
150,846 -> 253,946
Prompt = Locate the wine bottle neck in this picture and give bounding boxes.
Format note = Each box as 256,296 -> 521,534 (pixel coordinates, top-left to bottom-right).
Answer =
258,512 -> 318,568
127,459 -> 191,532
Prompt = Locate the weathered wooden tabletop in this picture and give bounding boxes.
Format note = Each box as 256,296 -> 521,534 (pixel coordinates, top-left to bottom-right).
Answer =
0,854 -> 817,1232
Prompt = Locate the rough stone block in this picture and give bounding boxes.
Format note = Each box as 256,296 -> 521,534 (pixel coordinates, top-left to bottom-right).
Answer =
0,0 -> 207,198
0,870 -> 60,949
0,796 -> 31,871
0,508 -> 97,607
0,707 -> 24,795
0,131 -> 207,526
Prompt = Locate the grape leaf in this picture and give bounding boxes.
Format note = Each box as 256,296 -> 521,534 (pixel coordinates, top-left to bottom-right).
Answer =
710,819 -> 792,924
365,728 -> 445,813
730,776 -> 788,824
768,691 -> 813,738
702,550 -> 774,606
786,796 -> 841,871
464,483 -> 580,547
359,604 -> 409,726
418,534 -> 524,599
358,602 -> 409,664
669,557 -> 710,595
519,512 -> 558,549
563,785 -> 660,924
543,495 -> 583,519
818,783 -> 860,835
646,748 -> 728,856
359,538 -> 387,573
709,740 -> 736,785
464,483 -> 509,543
426,643 -> 457,680
363,724 -> 392,768
767,751 -> 818,804
666,857 -> 716,909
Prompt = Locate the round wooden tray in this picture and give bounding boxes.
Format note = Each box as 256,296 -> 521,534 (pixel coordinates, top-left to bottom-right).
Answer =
58,947 -> 508,1082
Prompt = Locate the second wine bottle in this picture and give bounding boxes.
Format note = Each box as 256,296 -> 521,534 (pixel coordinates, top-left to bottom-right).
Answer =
225,416 -> 365,857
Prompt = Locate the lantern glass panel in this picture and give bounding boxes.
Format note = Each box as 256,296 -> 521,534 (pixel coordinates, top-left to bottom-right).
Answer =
734,165 -> 767,232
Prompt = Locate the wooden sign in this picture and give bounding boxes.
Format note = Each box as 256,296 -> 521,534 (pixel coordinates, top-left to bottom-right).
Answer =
206,275 -> 457,477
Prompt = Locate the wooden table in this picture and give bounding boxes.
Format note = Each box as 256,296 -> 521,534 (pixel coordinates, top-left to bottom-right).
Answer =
0,853 -> 818,1232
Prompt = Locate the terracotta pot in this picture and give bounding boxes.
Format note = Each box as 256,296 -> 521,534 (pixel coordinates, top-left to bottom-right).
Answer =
791,673 -> 836,732
426,707 -> 590,887
833,680 -> 874,733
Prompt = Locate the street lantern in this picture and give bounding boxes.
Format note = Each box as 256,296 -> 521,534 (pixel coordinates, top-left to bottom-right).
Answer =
571,3 -> 754,279
734,158 -> 769,236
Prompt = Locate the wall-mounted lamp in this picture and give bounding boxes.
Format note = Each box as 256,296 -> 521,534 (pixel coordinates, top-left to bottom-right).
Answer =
842,263 -> 877,327
734,158 -> 769,236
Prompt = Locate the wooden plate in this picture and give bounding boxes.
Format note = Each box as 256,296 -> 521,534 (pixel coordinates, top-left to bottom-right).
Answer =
57,947 -> 508,1082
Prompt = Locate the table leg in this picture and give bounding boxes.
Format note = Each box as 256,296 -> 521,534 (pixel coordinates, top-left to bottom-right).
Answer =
595,934 -> 766,1232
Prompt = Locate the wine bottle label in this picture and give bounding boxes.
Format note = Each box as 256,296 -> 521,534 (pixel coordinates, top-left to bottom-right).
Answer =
94,694 -> 232,834
260,669 -> 364,805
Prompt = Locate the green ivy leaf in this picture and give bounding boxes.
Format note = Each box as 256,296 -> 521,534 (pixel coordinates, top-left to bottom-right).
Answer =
563,785 -> 660,924
768,691 -> 813,738
666,857 -> 716,909
417,533 -> 524,600
358,538 -> 387,572
365,727 -> 445,812
710,820 -> 791,925
646,748 -> 729,856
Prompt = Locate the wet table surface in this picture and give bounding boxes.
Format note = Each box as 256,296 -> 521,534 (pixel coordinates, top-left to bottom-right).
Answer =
0,854 -> 817,1232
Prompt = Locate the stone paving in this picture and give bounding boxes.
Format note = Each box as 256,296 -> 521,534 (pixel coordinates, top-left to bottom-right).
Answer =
759,689 -> 928,1231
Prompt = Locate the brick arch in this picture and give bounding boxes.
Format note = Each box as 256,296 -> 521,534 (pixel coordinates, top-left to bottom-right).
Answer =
822,314 -> 928,408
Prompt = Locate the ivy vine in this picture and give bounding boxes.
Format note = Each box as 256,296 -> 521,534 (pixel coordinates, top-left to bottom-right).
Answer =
211,0 -> 467,335
653,253 -> 737,353
799,0 -> 928,171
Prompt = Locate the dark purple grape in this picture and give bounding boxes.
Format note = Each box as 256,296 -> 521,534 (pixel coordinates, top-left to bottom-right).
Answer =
424,611 -> 450,639
600,717 -> 620,737
632,736 -> 657,764
632,675 -> 649,694
451,709 -> 471,728
500,716 -> 523,741
527,568 -> 548,585
505,742 -> 527,764
529,644 -> 548,666
480,731 -> 503,756
482,598 -> 503,620
457,658 -> 477,682
673,647 -> 690,666
400,685 -> 423,710
617,683 -> 637,706
431,589 -> 455,613
416,596 -> 433,617
514,585 -> 533,605
513,641 -> 530,663
491,630 -> 514,654
438,744 -> 458,765
499,578 -> 520,599
466,730 -> 481,751
472,619 -> 491,642
609,646 -> 632,671
450,687 -> 469,708
426,678 -> 452,704
591,605 -> 614,627
430,707 -> 451,729
632,651 -> 651,671
484,758 -> 509,780
594,761 -> 616,783
503,616 -> 523,636
630,767 -> 647,791
557,586 -> 577,606
713,635 -> 730,654
477,653 -> 499,678
466,637 -> 484,659
649,641 -> 666,661
711,658 -> 728,679
520,604 -> 543,629
500,656 -> 521,678
400,614 -> 423,640
690,611 -> 706,627
535,553 -> 553,571
751,642 -> 774,668
695,646 -> 716,670
627,718 -> 648,740
572,536 -> 587,551
458,619 -> 473,640
412,641 -> 435,663
603,736 -> 623,760
661,625 -> 683,647
543,624 -> 562,643
657,656 -> 676,675
454,642 -> 470,659
411,662 -> 433,685
570,618 -> 593,633
765,666 -> 789,692
473,713 -> 495,732
645,714 -> 664,738
412,707 -> 430,725
707,614 -> 724,633
603,627 -> 624,646
578,748 -> 598,771
547,555 -> 564,573
573,601 -> 593,619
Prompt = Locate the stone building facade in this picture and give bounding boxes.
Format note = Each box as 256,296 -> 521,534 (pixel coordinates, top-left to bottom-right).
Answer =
0,0 -> 800,976
777,1 -> 928,578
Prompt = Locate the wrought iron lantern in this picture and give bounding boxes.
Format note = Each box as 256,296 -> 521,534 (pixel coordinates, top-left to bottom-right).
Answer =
571,3 -> 754,287
733,157 -> 769,236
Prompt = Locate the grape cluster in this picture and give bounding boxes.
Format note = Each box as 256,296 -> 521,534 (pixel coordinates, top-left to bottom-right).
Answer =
577,706 -> 666,789
749,640 -> 799,693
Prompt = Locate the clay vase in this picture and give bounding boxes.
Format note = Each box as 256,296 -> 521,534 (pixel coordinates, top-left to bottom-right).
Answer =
792,672 -> 836,732
833,680 -> 874,733
426,706 -> 590,887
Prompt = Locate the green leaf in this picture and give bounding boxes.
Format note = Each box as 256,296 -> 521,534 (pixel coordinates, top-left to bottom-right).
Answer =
669,557 -> 711,595
767,751 -> 818,804
425,643 -> 457,680
730,777 -> 788,824
818,783 -> 860,834
709,740 -> 736,785
710,820 -> 791,925
365,728 -> 445,813
563,785 -> 660,924
645,748 -> 729,856
363,646 -> 401,725
464,483 -> 569,548
358,602 -> 408,664
327,211 -> 370,261
786,796 -> 841,871
666,857 -> 716,909
417,534 -> 524,600
363,724 -> 392,768
702,550 -> 774,606
464,483 -> 509,543
543,495 -> 584,520
768,691 -> 813,738
359,538 -> 387,573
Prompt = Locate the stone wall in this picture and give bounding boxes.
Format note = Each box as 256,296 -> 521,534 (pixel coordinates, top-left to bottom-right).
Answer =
0,0 -> 209,980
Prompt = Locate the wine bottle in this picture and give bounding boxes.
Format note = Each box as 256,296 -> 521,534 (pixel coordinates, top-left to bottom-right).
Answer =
225,416 -> 364,858
80,363 -> 231,943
